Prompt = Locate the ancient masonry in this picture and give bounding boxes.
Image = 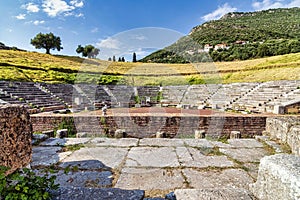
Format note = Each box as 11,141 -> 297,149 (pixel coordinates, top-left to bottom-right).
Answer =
0,105 -> 32,174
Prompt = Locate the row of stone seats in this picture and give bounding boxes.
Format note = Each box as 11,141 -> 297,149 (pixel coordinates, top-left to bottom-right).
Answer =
0,81 -> 66,112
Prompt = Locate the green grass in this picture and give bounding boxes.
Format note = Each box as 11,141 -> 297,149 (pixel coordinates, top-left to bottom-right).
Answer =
0,50 -> 299,85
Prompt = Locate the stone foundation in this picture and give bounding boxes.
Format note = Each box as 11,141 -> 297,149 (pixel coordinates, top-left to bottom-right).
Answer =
31,115 -> 266,138
0,105 -> 32,174
266,116 -> 300,155
250,154 -> 300,200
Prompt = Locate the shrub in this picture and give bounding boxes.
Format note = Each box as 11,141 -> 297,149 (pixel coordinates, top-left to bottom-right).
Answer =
0,166 -> 59,200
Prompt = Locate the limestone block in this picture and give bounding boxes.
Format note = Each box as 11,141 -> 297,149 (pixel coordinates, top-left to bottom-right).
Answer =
195,130 -> 206,139
0,105 -> 32,174
230,131 -> 241,139
250,154 -> 300,200
115,129 -> 127,138
56,129 -> 68,138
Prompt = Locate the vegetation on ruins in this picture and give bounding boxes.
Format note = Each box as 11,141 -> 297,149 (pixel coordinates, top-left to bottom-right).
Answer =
0,166 -> 59,200
76,44 -> 100,58
55,118 -> 76,137
141,8 -> 300,63
30,32 -> 63,55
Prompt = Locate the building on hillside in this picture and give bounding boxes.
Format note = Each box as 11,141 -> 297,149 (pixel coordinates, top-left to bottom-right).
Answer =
203,44 -> 213,52
214,43 -> 228,51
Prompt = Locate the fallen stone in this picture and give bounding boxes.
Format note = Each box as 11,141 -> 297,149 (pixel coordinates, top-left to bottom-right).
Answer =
183,168 -> 254,190
50,187 -> 144,200
32,133 -> 49,142
195,130 -> 206,139
220,148 -> 268,163
59,160 -> 107,170
174,188 -> 256,200
250,154 -> 300,200
114,129 -> 127,138
115,168 -> 184,190
156,131 -> 165,138
76,132 -> 88,138
42,130 -> 55,138
230,131 -> 241,139
125,147 -> 180,167
40,138 -> 66,146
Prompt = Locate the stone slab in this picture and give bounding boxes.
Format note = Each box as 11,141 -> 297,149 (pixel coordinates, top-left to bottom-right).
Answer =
40,138 -> 91,146
174,188 -> 256,200
139,138 -> 185,147
125,147 -> 179,167
31,147 -> 71,167
61,147 -> 129,169
59,160 -> 107,170
250,154 -> 300,200
183,168 -> 254,190
115,168 -> 184,190
220,148 -> 268,163
89,138 -> 139,147
50,187 -> 144,200
228,139 -> 264,148
210,141 -> 232,148
183,139 -> 214,148
176,147 -> 234,168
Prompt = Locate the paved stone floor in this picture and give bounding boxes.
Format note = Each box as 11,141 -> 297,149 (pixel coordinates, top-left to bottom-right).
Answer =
31,137 -> 281,199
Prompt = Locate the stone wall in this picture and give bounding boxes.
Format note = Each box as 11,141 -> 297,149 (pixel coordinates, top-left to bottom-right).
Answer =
0,105 -> 32,174
266,116 -> 300,155
31,115 -> 266,138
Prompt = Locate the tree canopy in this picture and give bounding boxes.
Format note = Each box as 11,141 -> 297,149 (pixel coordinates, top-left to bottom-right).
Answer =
30,32 -> 63,54
76,45 -> 100,58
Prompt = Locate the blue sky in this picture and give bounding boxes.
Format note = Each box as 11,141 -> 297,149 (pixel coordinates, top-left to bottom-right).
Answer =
0,0 -> 299,60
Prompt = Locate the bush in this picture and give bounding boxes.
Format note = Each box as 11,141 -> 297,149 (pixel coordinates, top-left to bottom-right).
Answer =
0,166 -> 59,200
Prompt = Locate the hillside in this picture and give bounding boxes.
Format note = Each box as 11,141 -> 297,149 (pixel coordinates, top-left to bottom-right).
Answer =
0,50 -> 300,85
141,7 -> 300,63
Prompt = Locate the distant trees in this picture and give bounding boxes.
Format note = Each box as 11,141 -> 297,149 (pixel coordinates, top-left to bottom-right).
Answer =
76,45 -> 100,58
30,32 -> 63,54
132,52 -> 137,62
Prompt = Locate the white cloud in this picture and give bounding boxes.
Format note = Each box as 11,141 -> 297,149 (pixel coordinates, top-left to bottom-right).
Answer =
70,0 -> 84,8
202,3 -> 237,21
97,37 -> 121,49
16,14 -> 26,20
252,0 -> 300,10
23,3 -> 40,13
42,0 -> 75,17
91,27 -> 99,33
33,20 -> 45,25
75,13 -> 84,17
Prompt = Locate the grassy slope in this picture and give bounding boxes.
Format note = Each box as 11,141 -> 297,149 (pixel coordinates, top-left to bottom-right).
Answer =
0,50 -> 299,85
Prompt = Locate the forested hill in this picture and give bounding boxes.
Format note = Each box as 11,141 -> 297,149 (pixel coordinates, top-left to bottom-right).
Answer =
141,7 -> 300,63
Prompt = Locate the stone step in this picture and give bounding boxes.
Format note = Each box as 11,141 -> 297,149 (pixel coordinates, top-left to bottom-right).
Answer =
174,188 -> 256,200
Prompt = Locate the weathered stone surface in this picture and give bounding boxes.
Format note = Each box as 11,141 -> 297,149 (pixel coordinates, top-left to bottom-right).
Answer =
50,187 -> 144,200
126,147 -> 179,167
139,138 -> 184,147
250,154 -> 300,200
0,105 -> 32,174
183,169 -> 254,190
114,129 -> 127,138
176,147 -> 234,168
31,147 -> 71,167
115,168 -> 184,190
195,130 -> 206,139
174,188 -> 256,200
61,147 -> 128,169
52,170 -> 112,188
59,160 -> 107,170
210,141 -> 232,148
266,117 -> 300,155
220,148 -> 268,163
243,163 -> 260,180
89,138 -> 138,147
230,131 -> 241,139
183,139 -> 214,148
56,129 -> 68,138
228,139 -> 264,148
40,138 -> 91,146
